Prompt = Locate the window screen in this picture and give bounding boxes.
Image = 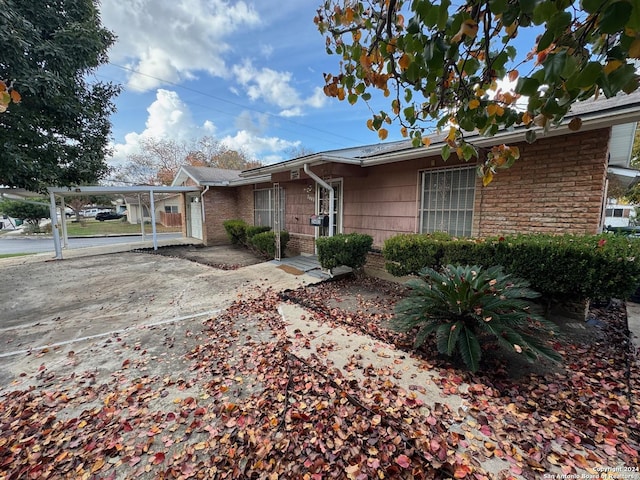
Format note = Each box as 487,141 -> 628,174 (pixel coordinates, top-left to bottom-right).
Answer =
254,188 -> 285,228
419,167 -> 476,237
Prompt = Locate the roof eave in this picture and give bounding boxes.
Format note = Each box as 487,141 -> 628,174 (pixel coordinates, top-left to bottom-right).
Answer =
362,105 -> 640,167
240,154 -> 362,178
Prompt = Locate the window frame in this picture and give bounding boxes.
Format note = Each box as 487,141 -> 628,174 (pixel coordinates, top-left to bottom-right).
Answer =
418,166 -> 476,237
254,187 -> 285,228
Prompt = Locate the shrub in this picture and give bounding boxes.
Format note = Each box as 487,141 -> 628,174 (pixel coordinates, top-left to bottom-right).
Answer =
245,225 -> 272,243
223,219 -> 247,245
316,233 -> 373,271
382,232 -> 451,276
250,230 -> 290,259
391,264 -> 562,372
383,232 -> 640,302
486,234 -> 640,302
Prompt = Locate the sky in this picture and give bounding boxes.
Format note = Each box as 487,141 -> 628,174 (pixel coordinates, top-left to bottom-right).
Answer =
96,0 -> 400,169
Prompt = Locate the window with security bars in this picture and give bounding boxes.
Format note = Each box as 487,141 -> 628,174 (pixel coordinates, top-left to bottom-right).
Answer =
419,167 -> 476,237
254,188 -> 285,228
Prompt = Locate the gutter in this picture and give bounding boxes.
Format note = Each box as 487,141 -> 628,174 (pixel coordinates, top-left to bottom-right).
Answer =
201,186 -> 210,223
239,154 -> 362,178
303,164 -> 334,238
362,104 -> 640,167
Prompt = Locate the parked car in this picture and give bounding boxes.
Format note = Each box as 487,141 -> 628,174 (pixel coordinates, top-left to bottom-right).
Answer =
96,211 -> 124,222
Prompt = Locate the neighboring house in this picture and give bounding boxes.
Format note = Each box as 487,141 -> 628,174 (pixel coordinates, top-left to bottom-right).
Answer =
174,92 -> 640,256
604,201 -> 637,228
123,194 -> 181,226
172,166 -> 269,243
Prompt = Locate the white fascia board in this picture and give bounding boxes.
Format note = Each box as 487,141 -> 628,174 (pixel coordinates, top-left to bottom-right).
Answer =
48,185 -> 202,196
239,154 -> 362,178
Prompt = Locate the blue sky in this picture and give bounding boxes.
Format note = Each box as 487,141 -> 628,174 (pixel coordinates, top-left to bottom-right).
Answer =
96,0 -> 403,168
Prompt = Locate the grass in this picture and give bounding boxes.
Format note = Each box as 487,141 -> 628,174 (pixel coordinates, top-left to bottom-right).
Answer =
64,219 -> 181,237
0,252 -> 36,259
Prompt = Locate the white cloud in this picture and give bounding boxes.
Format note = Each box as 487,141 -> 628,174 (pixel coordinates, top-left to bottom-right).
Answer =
232,60 -> 327,116
100,0 -> 261,91
108,89 -> 216,167
221,130 -> 300,163
108,90 -> 298,168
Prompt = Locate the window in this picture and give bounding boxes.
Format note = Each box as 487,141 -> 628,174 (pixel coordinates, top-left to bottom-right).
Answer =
419,167 -> 476,237
164,205 -> 178,213
613,209 -> 624,218
254,187 -> 285,228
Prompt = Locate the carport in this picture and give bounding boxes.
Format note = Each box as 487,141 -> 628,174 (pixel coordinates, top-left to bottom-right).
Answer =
47,185 -> 202,260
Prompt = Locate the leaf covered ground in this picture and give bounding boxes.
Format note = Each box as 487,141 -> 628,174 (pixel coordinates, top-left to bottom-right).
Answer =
1,276 -> 638,479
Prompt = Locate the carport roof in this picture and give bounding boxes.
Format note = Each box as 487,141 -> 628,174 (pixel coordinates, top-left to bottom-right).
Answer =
48,185 -> 201,196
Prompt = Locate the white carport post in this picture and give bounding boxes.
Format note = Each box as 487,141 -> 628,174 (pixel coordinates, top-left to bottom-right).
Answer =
138,194 -> 145,241
60,196 -> 69,248
149,189 -> 158,250
49,191 -> 63,260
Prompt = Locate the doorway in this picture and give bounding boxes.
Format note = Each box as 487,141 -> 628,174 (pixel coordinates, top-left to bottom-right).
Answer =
316,179 -> 342,239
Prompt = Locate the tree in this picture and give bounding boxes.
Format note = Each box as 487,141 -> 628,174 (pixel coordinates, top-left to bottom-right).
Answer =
315,0 -> 640,184
0,199 -> 50,233
0,0 -> 121,193
113,136 -> 262,186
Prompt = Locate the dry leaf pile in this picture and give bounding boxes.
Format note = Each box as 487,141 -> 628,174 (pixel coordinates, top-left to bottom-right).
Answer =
0,277 -> 638,480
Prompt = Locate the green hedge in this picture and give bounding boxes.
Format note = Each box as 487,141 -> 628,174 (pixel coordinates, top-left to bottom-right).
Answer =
222,219 -> 247,245
250,231 -> 290,259
383,233 -> 640,302
382,232 -> 452,276
316,233 -> 373,270
246,225 -> 272,242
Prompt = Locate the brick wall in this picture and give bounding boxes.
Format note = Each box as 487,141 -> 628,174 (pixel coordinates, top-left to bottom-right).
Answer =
203,188 -> 239,245
287,233 -> 316,256
473,128 -> 610,236
201,184 -> 271,246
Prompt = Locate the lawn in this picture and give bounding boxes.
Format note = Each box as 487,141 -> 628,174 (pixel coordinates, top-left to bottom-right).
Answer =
64,219 -> 180,236
0,252 -> 35,259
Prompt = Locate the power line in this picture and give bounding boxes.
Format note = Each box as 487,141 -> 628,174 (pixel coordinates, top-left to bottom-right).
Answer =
106,62 -> 363,148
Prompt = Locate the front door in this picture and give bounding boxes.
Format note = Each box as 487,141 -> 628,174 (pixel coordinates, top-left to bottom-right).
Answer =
188,196 -> 203,240
316,179 -> 342,239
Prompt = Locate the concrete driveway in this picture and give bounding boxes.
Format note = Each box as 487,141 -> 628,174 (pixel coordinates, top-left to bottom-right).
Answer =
0,247 -> 320,390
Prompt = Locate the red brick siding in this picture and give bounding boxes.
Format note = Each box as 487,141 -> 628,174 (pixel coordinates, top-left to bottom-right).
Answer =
473,128 -> 609,236
287,233 -> 316,256
201,184 -> 274,246
203,188 -> 239,245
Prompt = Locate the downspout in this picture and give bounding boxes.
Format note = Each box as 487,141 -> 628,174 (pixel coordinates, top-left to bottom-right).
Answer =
303,164 -> 334,237
201,186 -> 209,223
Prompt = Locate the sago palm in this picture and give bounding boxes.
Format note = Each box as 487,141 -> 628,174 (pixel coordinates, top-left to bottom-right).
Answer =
391,264 -> 561,372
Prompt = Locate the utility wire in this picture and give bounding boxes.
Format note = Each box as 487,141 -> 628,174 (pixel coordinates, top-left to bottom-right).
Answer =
106,62 -> 364,148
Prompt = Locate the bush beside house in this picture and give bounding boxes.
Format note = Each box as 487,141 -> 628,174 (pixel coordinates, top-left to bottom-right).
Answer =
223,219 -> 289,260
316,233 -> 373,271
383,233 -> 640,303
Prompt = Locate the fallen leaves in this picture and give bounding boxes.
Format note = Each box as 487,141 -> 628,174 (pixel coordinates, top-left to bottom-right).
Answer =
0,280 -> 638,479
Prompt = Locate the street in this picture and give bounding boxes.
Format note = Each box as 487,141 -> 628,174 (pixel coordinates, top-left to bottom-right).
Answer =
0,233 -> 183,255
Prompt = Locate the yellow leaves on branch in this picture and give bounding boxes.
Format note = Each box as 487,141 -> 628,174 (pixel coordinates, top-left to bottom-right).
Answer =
486,103 -> 505,117
604,59 -> 623,75
630,38 -> 640,58
398,53 -> 411,71
451,19 -> 478,43
482,144 -> 520,186
0,80 -> 21,113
